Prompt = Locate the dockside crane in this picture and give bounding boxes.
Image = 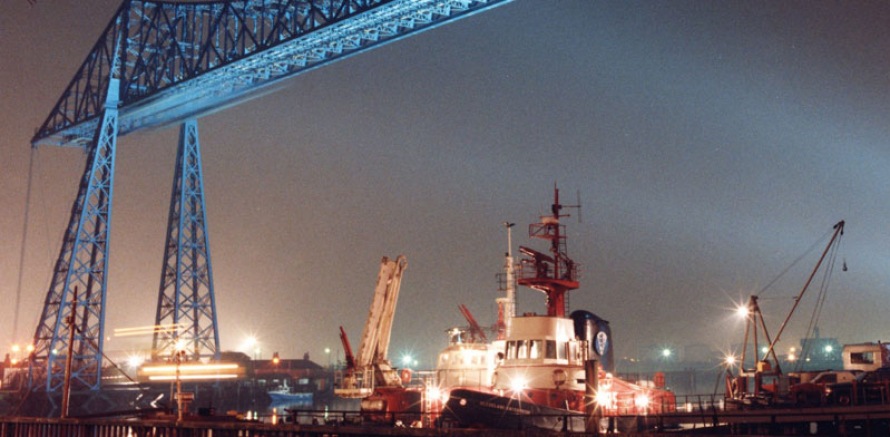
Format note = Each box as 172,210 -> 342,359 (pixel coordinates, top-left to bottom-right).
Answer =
728,220 -> 845,405
337,255 -> 408,398
336,255 -> 426,425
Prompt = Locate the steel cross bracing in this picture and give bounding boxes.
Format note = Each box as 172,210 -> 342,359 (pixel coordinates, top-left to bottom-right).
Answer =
153,120 -> 220,363
28,0 -> 511,391
29,79 -> 121,392
32,0 -> 513,148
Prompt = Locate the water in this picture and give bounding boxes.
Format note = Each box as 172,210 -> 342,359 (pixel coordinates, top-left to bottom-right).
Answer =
259,393 -> 359,425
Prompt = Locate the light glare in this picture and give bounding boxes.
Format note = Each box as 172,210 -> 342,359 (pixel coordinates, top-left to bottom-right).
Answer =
509,376 -> 527,393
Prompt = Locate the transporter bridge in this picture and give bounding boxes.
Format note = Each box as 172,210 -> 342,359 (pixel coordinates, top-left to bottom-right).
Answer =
24,0 -> 512,393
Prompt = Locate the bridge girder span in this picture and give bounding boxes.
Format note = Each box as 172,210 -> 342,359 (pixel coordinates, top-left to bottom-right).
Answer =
33,0 -> 512,148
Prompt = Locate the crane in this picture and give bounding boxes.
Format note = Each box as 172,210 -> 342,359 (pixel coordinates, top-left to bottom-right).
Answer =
458,304 -> 489,343
336,255 -> 408,398
728,220 -> 845,405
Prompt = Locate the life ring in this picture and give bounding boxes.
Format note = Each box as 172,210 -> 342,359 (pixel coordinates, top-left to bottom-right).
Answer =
837,394 -> 851,406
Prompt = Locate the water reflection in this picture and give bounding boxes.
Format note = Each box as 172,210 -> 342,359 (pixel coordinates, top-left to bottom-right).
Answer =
261,395 -> 359,425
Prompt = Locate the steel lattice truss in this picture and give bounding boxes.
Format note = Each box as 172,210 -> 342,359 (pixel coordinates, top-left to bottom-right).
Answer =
153,120 -> 220,363
30,80 -> 121,392
32,0 -> 511,147
29,0 -> 511,392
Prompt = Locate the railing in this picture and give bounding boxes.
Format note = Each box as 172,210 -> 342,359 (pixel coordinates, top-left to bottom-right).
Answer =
516,258 -> 580,283
7,397 -> 890,437
0,414 -> 553,437
674,393 -> 725,413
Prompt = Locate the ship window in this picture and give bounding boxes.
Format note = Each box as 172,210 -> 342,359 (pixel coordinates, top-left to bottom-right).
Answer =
851,352 -> 875,365
517,340 -> 528,359
529,340 -> 543,359
506,341 -> 517,359
545,340 -> 558,359
558,341 -> 567,360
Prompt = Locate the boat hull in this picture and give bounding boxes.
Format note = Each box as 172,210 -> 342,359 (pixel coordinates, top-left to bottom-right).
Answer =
268,391 -> 313,405
443,388 -> 587,432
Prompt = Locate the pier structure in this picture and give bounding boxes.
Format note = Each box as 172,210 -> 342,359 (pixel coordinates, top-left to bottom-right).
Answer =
3,400 -> 890,436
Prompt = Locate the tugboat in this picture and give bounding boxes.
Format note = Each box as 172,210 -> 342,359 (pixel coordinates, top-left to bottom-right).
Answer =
434,221 -> 518,398
443,188 -> 676,432
435,308 -> 501,394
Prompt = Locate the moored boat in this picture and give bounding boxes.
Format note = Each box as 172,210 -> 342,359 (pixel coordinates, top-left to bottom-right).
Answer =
267,381 -> 313,405
442,188 -> 676,431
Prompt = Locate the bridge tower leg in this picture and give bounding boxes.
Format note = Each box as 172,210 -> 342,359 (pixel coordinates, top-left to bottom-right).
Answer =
29,78 -> 121,392
152,119 -> 221,362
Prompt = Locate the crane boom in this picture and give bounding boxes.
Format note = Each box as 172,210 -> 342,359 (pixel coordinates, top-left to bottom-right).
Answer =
458,304 -> 488,343
765,220 -> 845,365
336,255 -> 407,398
339,326 -> 356,371
356,255 -> 408,367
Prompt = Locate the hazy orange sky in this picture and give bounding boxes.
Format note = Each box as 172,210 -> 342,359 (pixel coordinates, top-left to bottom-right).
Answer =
2,1 -> 890,369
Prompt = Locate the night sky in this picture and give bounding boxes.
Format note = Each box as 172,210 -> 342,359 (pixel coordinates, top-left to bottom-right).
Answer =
2,1 -> 890,370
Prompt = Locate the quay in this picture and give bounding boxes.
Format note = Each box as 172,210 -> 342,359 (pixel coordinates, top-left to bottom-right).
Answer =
0,415 -> 531,437
4,403 -> 890,437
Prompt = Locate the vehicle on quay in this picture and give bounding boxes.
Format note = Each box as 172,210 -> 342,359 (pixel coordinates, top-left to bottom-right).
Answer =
810,367 -> 890,407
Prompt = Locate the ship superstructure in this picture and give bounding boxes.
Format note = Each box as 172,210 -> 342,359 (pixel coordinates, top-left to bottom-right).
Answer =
444,188 -> 676,431
434,222 -> 517,395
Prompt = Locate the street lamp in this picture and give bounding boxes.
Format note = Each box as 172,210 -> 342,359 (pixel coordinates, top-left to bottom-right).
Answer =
724,354 -> 737,367
244,336 -> 258,357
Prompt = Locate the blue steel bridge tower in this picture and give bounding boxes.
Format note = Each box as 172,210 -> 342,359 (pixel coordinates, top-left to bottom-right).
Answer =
153,119 -> 220,364
27,0 -> 512,392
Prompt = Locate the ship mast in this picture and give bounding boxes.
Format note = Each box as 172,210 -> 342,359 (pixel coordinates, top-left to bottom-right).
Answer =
496,222 -> 517,339
517,187 -> 580,317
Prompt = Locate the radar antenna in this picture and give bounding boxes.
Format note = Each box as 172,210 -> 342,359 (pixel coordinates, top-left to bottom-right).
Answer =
563,189 -> 583,223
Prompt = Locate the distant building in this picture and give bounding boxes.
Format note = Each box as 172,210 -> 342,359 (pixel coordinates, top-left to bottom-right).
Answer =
790,332 -> 842,372
254,353 -> 330,394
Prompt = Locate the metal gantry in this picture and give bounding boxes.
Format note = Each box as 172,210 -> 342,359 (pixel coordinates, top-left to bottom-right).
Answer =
30,77 -> 121,391
29,0 -> 512,391
153,120 -> 220,362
